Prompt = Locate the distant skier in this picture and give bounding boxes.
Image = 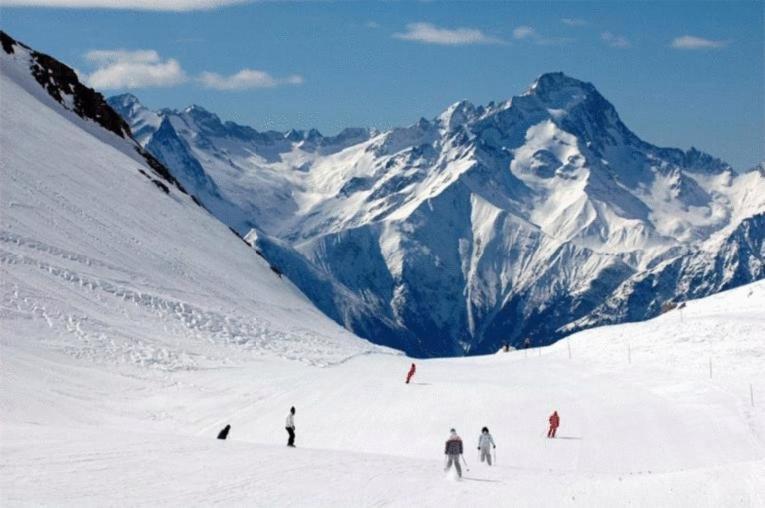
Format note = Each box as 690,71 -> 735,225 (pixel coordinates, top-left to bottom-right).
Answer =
444,428 -> 464,478
523,337 -> 531,349
286,406 -> 296,447
477,427 -> 496,465
217,424 -> 231,440
502,342 -> 510,353
547,410 -> 560,438
405,363 -> 416,384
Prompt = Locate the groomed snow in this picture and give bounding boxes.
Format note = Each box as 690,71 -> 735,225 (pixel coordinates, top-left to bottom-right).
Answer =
2,282 -> 764,506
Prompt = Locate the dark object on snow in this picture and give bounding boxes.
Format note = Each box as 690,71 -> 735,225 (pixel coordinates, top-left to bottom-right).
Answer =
152,179 -> 170,194
217,424 -> 231,440
523,337 -> 531,349
270,265 -> 283,278
660,301 -> 678,314
444,429 -> 464,477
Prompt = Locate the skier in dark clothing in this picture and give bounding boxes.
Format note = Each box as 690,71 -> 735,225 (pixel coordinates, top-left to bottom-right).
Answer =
444,428 -> 464,478
405,363 -> 416,384
286,406 -> 296,447
217,424 -> 231,440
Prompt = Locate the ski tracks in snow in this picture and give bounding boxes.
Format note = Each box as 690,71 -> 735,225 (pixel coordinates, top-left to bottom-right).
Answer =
0,231 -> 370,368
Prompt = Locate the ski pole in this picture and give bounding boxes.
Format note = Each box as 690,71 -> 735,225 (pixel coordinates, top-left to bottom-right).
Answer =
461,455 -> 470,472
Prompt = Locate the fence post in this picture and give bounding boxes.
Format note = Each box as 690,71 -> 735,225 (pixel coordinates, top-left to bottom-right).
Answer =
568,340 -> 572,360
628,343 -> 632,364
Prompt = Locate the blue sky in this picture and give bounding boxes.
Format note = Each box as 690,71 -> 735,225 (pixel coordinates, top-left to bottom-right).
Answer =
2,1 -> 763,169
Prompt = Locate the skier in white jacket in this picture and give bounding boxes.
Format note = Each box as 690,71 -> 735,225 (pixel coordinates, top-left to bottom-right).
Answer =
477,427 -> 496,465
285,406 -> 296,447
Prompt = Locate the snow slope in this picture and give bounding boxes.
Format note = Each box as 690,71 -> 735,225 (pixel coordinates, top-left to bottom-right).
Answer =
3,277 -> 764,506
112,74 -> 765,357
0,31 -> 384,370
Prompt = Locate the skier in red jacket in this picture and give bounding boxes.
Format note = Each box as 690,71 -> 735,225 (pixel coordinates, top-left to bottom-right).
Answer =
405,363 -> 416,384
547,410 -> 560,438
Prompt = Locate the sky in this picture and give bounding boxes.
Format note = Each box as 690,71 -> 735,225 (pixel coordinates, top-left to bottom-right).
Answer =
1,0 -> 763,170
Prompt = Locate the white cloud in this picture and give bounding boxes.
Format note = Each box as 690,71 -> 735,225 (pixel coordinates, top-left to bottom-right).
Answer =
561,18 -> 587,27
393,22 -> 504,45
512,26 -> 536,40
198,69 -> 304,91
512,25 -> 570,46
671,35 -> 728,49
601,31 -> 631,48
0,0 -> 248,10
83,49 -> 187,89
80,49 -> 302,92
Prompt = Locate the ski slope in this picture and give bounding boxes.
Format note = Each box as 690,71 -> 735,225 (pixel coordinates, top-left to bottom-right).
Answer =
2,283 -> 764,507
1,33 -> 764,507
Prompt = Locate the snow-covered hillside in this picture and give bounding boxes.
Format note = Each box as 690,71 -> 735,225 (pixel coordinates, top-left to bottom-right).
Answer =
112,73 -> 765,357
3,259 -> 764,505
0,31 -> 384,371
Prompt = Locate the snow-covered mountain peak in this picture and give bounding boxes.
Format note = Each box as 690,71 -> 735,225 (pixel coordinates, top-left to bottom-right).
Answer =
108,92 -> 143,111
105,58 -> 763,356
526,72 -> 596,98
438,99 -> 477,132
108,92 -> 161,145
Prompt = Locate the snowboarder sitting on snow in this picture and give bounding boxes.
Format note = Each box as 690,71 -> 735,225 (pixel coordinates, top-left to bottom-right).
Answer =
477,427 -> 496,465
405,362 -> 416,384
444,428 -> 464,478
547,410 -> 560,438
217,424 -> 231,440
286,406 -> 296,447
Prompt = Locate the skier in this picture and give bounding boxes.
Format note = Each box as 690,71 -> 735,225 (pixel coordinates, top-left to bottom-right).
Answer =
547,410 -> 560,438
286,406 -> 296,447
477,427 -> 496,465
444,428 -> 464,478
523,337 -> 531,349
405,362 -> 416,384
217,424 -> 231,440
502,342 -> 510,353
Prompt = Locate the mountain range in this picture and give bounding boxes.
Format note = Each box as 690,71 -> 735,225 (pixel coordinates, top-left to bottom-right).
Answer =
107,69 -> 763,356
3,29 -> 760,357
